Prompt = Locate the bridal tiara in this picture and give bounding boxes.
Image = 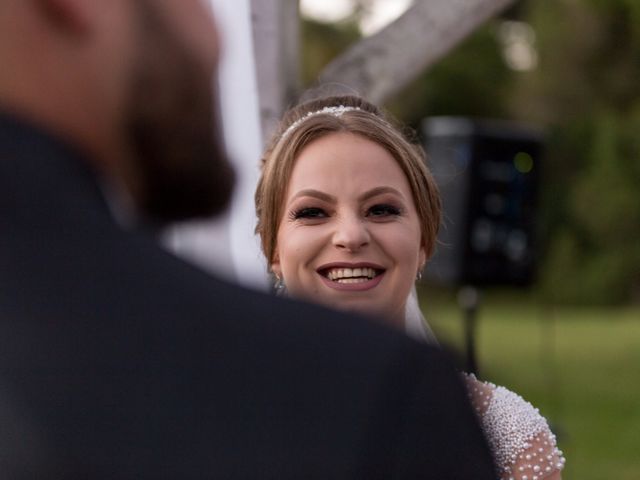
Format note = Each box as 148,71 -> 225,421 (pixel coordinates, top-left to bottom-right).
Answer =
280,105 -> 362,140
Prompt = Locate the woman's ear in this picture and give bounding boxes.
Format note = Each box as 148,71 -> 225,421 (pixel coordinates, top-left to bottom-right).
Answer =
418,245 -> 427,274
271,252 -> 282,278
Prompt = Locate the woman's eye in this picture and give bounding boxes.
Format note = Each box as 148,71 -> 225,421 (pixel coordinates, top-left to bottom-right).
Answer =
292,207 -> 327,220
368,204 -> 401,217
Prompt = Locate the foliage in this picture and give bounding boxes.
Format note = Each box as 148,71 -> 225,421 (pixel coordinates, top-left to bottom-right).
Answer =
300,17 -> 360,88
515,0 -> 640,304
386,22 -> 514,126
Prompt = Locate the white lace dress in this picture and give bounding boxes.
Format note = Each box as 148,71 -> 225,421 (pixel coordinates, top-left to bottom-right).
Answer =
404,292 -> 566,479
464,374 -> 565,480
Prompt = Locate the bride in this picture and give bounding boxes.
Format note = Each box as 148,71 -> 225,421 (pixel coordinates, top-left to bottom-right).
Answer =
255,95 -> 565,480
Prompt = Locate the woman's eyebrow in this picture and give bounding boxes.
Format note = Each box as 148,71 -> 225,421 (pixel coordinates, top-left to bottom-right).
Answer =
289,189 -> 336,203
358,186 -> 405,202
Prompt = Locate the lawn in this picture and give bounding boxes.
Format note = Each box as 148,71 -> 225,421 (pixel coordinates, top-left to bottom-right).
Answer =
418,286 -> 640,480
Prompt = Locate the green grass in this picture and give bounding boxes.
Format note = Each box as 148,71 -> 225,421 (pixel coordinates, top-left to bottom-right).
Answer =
418,287 -> 640,480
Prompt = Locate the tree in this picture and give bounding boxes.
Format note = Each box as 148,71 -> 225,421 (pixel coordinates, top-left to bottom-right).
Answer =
251,0 -> 517,138
513,0 -> 640,304
316,0 -> 518,104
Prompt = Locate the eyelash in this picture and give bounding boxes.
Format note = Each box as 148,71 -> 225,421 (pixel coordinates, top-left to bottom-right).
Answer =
291,207 -> 326,220
289,204 -> 402,221
368,204 -> 402,217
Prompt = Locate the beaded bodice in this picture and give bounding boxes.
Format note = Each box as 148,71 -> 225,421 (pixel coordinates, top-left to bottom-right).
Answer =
464,374 -> 566,480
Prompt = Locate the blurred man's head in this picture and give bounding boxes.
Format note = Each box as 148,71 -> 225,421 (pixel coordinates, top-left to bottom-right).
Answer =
0,0 -> 234,223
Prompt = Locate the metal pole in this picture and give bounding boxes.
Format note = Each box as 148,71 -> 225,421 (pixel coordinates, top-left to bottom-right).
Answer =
457,286 -> 480,376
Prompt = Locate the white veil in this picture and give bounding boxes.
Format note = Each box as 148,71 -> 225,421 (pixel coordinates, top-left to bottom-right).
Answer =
404,285 -> 438,345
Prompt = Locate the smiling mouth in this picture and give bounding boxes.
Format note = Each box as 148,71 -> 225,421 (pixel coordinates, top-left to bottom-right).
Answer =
321,267 -> 384,284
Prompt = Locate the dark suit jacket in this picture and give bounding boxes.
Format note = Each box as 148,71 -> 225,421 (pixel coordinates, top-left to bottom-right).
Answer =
0,113 -> 496,479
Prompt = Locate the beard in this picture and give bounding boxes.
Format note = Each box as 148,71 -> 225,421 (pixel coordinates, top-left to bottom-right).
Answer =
124,1 -> 235,225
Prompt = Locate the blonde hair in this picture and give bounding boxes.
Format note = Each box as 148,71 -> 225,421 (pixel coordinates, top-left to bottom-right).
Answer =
255,95 -> 441,269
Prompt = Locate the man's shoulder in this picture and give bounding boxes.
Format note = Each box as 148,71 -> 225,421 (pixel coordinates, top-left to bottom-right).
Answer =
139,241 -> 447,370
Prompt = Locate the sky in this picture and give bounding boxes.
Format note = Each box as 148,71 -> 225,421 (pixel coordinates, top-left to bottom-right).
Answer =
299,0 -> 413,35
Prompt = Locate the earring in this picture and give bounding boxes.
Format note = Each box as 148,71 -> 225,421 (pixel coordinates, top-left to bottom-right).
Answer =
274,274 -> 286,294
416,270 -> 423,281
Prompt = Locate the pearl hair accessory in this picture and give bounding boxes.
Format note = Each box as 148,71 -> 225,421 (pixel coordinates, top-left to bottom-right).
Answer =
280,105 -> 362,140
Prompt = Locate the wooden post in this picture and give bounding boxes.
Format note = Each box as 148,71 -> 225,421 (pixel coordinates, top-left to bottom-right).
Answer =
250,0 -> 300,142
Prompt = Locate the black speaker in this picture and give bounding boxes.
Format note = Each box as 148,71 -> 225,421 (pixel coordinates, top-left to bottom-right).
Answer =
422,117 -> 543,287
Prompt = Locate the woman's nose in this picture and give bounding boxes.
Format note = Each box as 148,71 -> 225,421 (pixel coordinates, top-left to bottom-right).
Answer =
332,216 -> 370,252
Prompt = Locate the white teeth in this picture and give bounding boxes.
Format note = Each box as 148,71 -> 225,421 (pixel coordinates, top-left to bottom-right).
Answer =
326,267 -> 378,281
336,277 -> 369,284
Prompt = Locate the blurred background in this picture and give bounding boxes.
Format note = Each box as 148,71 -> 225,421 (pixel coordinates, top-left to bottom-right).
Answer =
174,1 -> 639,478
297,1 -> 640,479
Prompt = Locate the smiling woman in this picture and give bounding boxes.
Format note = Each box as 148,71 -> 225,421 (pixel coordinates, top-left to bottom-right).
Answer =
255,95 -> 440,327
273,131 -> 426,322
254,94 -> 566,480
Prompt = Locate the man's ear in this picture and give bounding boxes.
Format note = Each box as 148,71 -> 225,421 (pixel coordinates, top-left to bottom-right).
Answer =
36,0 -> 93,35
